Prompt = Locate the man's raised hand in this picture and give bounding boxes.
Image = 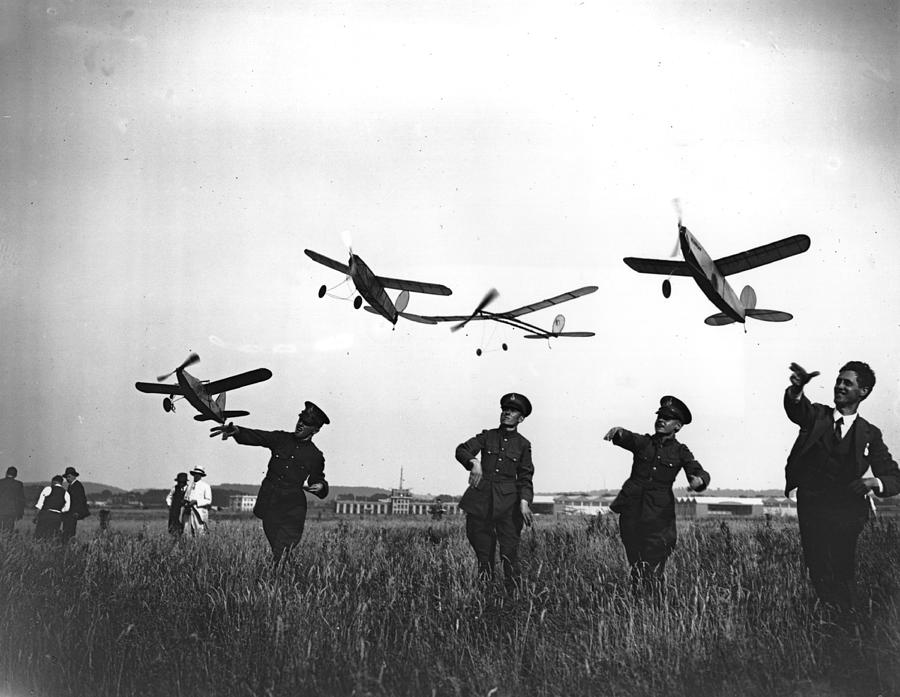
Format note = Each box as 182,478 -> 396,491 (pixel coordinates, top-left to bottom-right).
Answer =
209,422 -> 237,440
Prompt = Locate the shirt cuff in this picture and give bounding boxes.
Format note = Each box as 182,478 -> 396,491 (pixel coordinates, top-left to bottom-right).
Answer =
874,477 -> 884,494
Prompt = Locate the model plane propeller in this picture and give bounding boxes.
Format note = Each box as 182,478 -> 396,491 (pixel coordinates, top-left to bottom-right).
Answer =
135,354 -> 272,424
624,212 -> 810,326
304,247 -> 452,325
382,286 -> 598,355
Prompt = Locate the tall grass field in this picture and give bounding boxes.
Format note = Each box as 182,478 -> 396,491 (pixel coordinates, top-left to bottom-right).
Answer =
1,515 -> 898,697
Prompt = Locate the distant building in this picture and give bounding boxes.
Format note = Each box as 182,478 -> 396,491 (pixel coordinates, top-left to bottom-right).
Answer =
335,487 -> 462,517
230,494 -> 257,512
557,494 -> 611,516
676,496 -> 769,518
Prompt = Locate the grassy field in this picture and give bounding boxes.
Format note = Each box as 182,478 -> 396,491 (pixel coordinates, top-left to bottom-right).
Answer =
0,515 -> 898,697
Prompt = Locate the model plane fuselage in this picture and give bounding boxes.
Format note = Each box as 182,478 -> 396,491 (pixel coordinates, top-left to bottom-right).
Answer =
679,226 -> 745,323
348,254 -> 397,324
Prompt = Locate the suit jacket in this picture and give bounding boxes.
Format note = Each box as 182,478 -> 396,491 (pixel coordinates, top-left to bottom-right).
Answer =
66,480 -> 90,519
784,390 -> 900,497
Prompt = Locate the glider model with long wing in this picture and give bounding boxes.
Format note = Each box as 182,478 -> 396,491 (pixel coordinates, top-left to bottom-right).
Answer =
304,248 -> 452,325
624,219 -> 810,326
135,353 -> 272,424
386,286 -> 598,355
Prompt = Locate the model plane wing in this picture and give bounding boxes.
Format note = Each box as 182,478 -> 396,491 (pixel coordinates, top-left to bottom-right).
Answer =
622,258 -> 693,276
304,249 -> 350,274
375,275 -> 452,296
713,235 -> 810,276
135,382 -> 184,395
202,368 -> 273,395
503,286 -> 599,318
396,311 -> 471,324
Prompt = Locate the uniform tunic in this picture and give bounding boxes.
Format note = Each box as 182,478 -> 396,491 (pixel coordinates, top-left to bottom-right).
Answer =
455,428 -> 534,580
609,430 -> 709,569
234,428 -> 329,562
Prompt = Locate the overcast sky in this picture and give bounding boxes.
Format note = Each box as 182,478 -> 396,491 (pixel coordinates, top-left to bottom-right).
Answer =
2,0 -> 899,496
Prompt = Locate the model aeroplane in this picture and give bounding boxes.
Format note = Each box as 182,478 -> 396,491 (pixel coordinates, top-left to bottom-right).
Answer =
134,353 -> 272,423
304,248 -> 452,325
382,286 -> 598,355
623,216 -> 810,326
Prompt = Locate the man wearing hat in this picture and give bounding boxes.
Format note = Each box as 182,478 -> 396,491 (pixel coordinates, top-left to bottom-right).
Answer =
165,472 -> 189,536
455,393 -> 535,591
604,396 -> 710,593
182,466 -> 212,536
0,466 -> 26,534
784,361 -> 900,613
210,401 -> 331,563
61,466 -> 90,542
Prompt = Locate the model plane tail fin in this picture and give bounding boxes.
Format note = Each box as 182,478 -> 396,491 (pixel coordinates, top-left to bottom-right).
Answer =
739,285 -> 757,309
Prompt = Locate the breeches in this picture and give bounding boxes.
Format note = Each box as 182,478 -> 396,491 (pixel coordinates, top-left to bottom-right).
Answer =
618,512 -> 676,567
262,500 -> 308,562
465,512 -> 522,578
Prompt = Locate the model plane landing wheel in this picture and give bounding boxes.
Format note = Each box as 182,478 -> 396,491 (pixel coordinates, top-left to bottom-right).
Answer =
163,397 -> 174,413
502,343 -> 508,351
476,348 -> 483,357
353,296 -> 363,309
318,285 -> 327,298
662,279 -> 671,298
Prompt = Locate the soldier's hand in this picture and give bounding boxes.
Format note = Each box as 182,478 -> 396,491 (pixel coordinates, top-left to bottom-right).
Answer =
209,422 -> 237,440
305,482 -> 324,494
688,475 -> 704,491
603,427 -> 623,441
789,363 -> 820,391
520,500 -> 534,527
468,459 -> 483,488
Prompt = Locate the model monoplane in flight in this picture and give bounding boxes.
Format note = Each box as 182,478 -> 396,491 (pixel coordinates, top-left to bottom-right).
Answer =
382,286 -> 598,355
135,353 -> 272,423
304,248 -> 452,325
623,213 -> 810,326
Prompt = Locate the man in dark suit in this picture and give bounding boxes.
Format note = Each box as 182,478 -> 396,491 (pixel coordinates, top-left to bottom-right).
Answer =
0,466 -> 26,533
605,396 -> 710,593
784,361 -> 900,612
456,393 -> 535,591
211,401 -> 330,564
61,466 -> 90,541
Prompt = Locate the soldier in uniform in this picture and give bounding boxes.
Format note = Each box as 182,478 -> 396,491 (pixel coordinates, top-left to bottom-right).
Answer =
211,401 -> 330,564
61,466 -> 90,541
784,361 -> 900,612
455,393 -> 535,591
605,396 -> 710,593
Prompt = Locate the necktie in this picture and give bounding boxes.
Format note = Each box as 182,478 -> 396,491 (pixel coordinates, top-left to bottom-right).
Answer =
834,417 -> 844,441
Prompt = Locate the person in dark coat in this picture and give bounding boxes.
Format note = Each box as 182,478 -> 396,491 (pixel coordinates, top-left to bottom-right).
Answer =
605,396 -> 710,593
61,466 -> 90,541
34,475 -> 70,540
455,393 -> 535,591
211,401 -> 330,564
165,472 -> 189,536
784,361 -> 900,613
0,466 -> 26,533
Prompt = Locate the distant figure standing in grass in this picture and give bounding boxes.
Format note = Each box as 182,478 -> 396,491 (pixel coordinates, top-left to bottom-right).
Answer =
605,396 -> 710,593
211,401 -> 331,564
61,466 -> 90,542
165,472 -> 189,536
455,393 -> 535,592
182,466 -> 212,536
784,361 -> 900,613
34,475 -> 71,541
0,467 -> 26,534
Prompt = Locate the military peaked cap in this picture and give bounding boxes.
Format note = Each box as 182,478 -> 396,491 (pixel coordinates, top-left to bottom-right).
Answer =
302,401 -> 330,427
500,392 -> 532,418
656,395 -> 692,425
